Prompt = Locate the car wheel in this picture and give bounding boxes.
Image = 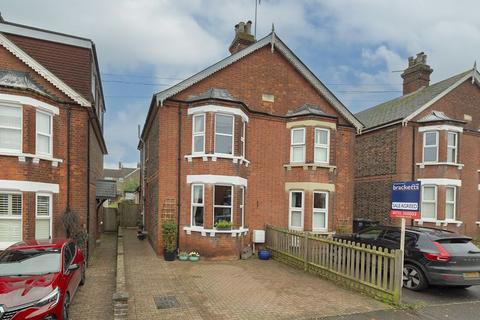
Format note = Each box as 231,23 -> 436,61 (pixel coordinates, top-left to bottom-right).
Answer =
80,266 -> 86,286
403,264 -> 428,291
62,292 -> 70,320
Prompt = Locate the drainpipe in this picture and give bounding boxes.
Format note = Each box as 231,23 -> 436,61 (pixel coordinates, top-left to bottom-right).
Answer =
138,125 -> 146,229
66,108 -> 71,211
86,114 -> 91,263
176,103 -> 182,251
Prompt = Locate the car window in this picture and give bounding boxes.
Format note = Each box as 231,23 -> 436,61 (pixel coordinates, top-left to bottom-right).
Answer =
63,245 -> 73,269
67,242 -> 76,259
357,228 -> 383,241
0,248 -> 61,276
383,231 -> 417,247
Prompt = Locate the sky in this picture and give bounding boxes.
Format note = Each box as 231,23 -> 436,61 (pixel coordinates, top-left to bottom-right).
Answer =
1,0 -> 479,168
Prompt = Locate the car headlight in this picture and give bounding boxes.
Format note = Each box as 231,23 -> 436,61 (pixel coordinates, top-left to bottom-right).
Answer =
34,287 -> 60,308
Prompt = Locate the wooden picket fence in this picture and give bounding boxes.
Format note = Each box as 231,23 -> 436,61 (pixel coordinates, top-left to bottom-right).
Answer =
265,225 -> 402,304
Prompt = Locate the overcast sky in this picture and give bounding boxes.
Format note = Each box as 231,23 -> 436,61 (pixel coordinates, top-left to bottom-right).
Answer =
1,0 -> 479,168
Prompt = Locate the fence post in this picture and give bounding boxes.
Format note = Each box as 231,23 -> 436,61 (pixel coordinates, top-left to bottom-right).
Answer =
393,249 -> 403,304
303,232 -> 308,271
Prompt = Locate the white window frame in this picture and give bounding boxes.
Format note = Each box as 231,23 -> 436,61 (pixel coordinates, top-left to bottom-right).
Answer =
213,184 -> 233,226
312,191 -> 328,232
190,184 -> 204,227
0,105 -> 22,153
214,113 -> 234,156
241,120 -> 246,158
447,131 -> 458,164
240,186 -> 245,228
314,128 -> 330,164
445,186 -> 456,221
36,110 -> 53,156
289,190 -> 304,231
423,131 -> 438,163
421,185 -> 437,221
35,193 -> 52,239
192,114 -> 205,154
0,191 -> 23,243
290,128 -> 306,163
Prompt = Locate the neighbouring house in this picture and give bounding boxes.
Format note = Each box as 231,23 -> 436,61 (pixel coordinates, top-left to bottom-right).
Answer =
103,162 -> 140,200
354,52 -> 480,237
139,21 -> 363,259
0,16 -> 108,258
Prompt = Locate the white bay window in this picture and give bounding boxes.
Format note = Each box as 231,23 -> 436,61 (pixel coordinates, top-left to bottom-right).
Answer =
35,193 -> 52,239
36,111 -> 52,156
445,187 -> 456,221
314,128 -> 330,164
214,185 -> 233,224
192,114 -> 205,154
0,105 -> 22,153
313,191 -> 328,232
290,128 -> 305,163
423,131 -> 438,163
421,185 -> 437,220
447,132 -> 458,163
289,191 -> 304,230
191,184 -> 204,227
215,114 -> 234,155
0,192 -> 22,243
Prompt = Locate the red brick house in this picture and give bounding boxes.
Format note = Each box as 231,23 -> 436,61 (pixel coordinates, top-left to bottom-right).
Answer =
0,17 -> 108,258
139,22 -> 363,259
354,52 -> 480,237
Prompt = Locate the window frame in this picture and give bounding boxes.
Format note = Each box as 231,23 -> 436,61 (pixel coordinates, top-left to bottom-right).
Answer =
421,185 -> 437,221
240,186 -> 245,228
422,131 -> 439,163
192,114 -> 205,154
213,184 -> 233,226
35,193 -> 52,239
314,128 -> 330,164
0,105 -> 22,153
312,191 -> 328,232
241,120 -> 246,158
214,113 -> 235,156
288,190 -> 304,231
0,192 -> 22,218
190,184 -> 204,227
36,110 -> 53,156
290,127 -> 306,163
445,186 -> 456,221
447,131 -> 458,164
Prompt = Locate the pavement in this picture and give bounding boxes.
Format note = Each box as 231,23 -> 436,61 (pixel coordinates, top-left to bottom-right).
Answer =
70,233 -> 117,320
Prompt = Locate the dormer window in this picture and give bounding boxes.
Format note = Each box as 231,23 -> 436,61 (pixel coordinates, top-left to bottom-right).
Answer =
422,131 -> 438,162
215,114 -> 234,155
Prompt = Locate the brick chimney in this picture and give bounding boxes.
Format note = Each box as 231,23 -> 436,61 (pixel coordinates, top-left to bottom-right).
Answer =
401,52 -> 433,95
229,21 -> 256,54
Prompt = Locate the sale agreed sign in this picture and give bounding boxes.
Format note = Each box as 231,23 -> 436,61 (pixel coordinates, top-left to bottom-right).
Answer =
390,181 -> 421,219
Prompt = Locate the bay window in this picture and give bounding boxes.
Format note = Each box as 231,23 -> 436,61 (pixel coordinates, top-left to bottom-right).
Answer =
423,131 -> 438,163
36,111 -> 52,156
241,121 -> 246,158
0,105 -> 22,152
290,128 -> 305,163
447,132 -> 458,163
445,187 -> 456,221
191,184 -> 204,227
240,186 -> 245,228
313,191 -> 328,231
35,194 -> 52,239
289,191 -> 304,230
421,185 -> 437,220
214,185 -> 232,224
215,114 -> 234,155
0,192 -> 22,243
192,114 -> 205,154
314,128 -> 330,164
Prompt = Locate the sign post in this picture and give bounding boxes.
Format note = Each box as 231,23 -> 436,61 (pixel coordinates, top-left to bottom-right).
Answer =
390,181 -> 421,301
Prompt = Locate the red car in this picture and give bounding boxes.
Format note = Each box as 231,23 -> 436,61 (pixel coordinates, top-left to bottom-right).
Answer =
0,239 -> 85,320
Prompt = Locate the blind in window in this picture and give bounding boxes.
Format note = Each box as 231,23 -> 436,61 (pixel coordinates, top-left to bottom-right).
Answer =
37,196 -> 50,216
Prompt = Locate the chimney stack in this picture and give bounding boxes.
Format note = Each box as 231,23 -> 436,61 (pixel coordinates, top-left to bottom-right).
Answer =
229,21 -> 256,54
401,52 -> 433,95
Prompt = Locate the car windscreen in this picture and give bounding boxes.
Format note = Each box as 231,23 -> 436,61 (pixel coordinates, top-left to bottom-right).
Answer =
436,238 -> 480,255
0,248 -> 61,276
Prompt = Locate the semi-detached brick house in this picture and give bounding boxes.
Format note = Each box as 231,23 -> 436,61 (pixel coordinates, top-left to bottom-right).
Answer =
139,22 -> 363,259
0,17 -> 108,258
354,52 -> 480,238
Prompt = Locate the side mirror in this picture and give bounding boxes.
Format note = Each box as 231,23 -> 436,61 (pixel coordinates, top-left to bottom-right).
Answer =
67,263 -> 80,272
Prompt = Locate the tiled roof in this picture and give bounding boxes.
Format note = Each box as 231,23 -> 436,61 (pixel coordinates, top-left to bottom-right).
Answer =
187,88 -> 239,102
103,167 -> 137,180
355,70 -> 471,130
286,103 -> 334,117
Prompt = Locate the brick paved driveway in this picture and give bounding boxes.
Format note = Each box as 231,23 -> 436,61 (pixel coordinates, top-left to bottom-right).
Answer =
124,230 -> 387,320
70,233 -> 116,320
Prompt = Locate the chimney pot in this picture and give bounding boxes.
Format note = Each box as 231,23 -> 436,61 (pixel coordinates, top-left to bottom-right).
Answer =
229,20 -> 256,54
401,52 -> 433,95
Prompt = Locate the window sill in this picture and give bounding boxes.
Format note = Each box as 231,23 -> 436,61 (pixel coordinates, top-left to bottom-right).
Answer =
183,226 -> 249,237
416,162 -> 464,169
284,163 -> 336,172
414,219 -> 463,227
185,154 -> 250,167
0,151 -> 63,167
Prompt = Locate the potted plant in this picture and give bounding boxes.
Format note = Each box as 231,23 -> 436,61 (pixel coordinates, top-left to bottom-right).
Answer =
215,220 -> 233,230
178,251 -> 189,261
189,251 -> 200,262
258,248 -> 271,260
161,221 -> 177,261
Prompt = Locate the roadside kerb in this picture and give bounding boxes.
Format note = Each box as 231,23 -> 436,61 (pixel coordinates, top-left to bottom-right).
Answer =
113,227 -> 129,319
265,225 -> 402,304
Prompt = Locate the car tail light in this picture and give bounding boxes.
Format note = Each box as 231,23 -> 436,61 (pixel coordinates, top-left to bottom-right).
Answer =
423,241 -> 451,262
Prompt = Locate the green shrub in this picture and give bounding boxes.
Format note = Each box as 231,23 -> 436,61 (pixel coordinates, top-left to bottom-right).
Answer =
162,221 -> 177,253
215,220 -> 232,229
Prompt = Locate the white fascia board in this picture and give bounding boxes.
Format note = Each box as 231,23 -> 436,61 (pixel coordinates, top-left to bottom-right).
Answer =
404,73 -> 471,124
418,178 -> 462,187
0,33 -> 91,107
418,124 -> 463,133
187,175 -> 247,187
0,93 -> 59,114
0,180 -> 59,193
188,104 -> 249,122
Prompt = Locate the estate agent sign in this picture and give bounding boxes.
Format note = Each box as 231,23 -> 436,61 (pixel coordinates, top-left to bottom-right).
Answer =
390,181 -> 421,220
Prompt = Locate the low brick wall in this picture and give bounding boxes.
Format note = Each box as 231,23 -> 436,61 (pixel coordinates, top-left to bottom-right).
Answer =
113,228 -> 129,319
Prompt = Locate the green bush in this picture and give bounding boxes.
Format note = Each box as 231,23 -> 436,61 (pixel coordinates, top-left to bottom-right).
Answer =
162,221 -> 177,253
215,220 -> 232,229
